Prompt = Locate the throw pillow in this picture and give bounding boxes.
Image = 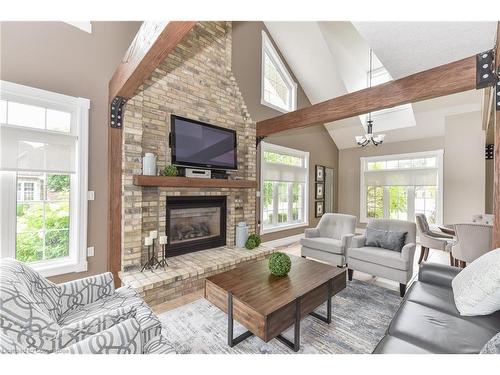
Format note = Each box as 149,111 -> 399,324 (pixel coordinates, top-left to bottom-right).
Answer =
452,248 -> 500,316
365,227 -> 407,252
480,332 -> 500,354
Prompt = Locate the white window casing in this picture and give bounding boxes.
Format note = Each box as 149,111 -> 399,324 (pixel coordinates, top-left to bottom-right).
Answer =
261,31 -> 298,113
0,80 -> 90,277
359,150 -> 444,224
260,142 -> 309,234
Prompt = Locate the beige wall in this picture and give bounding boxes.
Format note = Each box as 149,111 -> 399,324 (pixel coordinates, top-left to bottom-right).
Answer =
338,111 -> 486,227
443,111 -> 485,223
0,21 -> 141,282
232,21 -> 339,242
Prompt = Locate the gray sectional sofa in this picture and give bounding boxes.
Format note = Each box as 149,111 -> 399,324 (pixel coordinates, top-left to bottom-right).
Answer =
374,263 -> 500,353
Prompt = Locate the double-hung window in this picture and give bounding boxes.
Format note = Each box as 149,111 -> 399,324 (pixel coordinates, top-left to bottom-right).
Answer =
261,31 -> 297,113
360,150 -> 443,224
0,81 -> 90,277
261,142 -> 309,234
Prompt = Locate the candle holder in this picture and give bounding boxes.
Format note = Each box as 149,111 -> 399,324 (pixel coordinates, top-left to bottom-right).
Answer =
141,235 -> 161,272
156,235 -> 169,269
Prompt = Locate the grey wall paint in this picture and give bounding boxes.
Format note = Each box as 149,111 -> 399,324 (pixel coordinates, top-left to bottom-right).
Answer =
339,111 -> 486,227
0,21 -> 141,282
232,21 -> 339,241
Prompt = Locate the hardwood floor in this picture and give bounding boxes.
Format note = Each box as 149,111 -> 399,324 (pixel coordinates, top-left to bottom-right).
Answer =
152,242 -> 451,315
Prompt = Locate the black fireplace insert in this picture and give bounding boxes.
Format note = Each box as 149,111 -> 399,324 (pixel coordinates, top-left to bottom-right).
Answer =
165,196 -> 227,257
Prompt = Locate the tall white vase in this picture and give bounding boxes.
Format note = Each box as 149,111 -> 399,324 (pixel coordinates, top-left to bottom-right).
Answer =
142,153 -> 157,176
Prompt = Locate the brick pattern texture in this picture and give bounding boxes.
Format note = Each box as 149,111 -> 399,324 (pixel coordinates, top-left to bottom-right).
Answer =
121,22 -> 257,271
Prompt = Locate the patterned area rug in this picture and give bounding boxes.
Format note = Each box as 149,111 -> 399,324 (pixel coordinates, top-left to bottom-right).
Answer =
158,279 -> 401,354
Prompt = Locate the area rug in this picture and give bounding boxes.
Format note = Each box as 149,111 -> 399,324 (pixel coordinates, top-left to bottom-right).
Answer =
158,279 -> 401,354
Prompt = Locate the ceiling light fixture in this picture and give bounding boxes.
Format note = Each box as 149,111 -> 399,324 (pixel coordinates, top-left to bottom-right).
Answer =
355,49 -> 385,147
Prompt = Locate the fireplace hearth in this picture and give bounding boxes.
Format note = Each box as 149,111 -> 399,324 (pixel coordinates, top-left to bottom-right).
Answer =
165,196 -> 227,257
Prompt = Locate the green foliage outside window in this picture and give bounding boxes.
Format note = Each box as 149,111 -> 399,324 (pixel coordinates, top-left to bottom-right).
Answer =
16,173 -> 70,263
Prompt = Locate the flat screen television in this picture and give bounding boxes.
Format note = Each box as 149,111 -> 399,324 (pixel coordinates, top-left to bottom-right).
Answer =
170,115 -> 237,170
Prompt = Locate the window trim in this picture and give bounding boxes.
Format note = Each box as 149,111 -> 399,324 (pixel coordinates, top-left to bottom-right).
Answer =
0,81 -> 90,277
260,142 -> 309,234
359,150 -> 444,224
261,30 -> 298,113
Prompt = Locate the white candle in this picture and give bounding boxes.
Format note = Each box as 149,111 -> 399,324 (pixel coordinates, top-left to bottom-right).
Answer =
144,237 -> 153,246
159,235 -> 168,245
149,230 -> 158,239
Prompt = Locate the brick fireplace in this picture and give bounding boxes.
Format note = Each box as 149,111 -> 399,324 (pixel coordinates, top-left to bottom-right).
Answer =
120,21 -> 258,282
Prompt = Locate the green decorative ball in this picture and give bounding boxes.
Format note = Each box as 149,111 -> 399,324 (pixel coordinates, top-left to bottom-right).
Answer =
245,237 -> 257,250
162,165 -> 178,176
268,252 -> 291,277
247,234 -> 261,247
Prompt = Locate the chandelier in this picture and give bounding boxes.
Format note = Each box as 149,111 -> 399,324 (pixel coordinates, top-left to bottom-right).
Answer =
355,49 -> 385,147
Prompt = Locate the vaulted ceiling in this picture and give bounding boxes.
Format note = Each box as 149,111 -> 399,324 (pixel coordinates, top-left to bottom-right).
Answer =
264,21 -> 496,149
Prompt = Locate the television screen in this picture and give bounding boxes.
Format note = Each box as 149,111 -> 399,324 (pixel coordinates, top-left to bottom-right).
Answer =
171,115 -> 237,170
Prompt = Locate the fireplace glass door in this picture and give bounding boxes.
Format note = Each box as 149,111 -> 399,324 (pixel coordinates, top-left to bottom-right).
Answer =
166,196 -> 226,257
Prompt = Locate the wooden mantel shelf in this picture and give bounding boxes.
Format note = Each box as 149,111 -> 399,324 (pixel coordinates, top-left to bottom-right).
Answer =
133,175 -> 257,189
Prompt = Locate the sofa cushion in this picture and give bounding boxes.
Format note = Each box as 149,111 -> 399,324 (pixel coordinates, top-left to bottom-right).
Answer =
300,237 -> 343,254
347,246 -> 410,270
373,335 -> 431,354
406,281 -> 459,316
58,318 -> 143,354
388,300 -> 498,353
59,285 -> 161,344
452,248 -> 500,316
365,227 -> 407,252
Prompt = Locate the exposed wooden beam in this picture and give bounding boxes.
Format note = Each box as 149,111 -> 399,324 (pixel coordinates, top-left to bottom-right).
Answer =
107,21 -> 196,286
492,22 -> 500,248
109,21 -> 196,100
257,56 -> 477,137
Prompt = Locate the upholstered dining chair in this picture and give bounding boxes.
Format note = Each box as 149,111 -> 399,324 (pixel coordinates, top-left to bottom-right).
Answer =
415,213 -> 455,266
471,214 -> 494,225
452,223 -> 493,267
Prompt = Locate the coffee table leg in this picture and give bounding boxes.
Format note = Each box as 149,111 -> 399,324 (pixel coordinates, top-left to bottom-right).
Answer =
276,296 -> 301,352
227,291 -> 253,347
309,279 -> 332,324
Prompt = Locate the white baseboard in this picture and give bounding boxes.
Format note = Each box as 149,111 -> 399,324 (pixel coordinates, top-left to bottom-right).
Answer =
263,233 -> 304,248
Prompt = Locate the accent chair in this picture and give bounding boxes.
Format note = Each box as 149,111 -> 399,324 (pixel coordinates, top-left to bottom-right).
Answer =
300,213 -> 357,267
452,223 -> 493,267
347,219 -> 417,297
0,258 -> 170,354
415,213 -> 454,266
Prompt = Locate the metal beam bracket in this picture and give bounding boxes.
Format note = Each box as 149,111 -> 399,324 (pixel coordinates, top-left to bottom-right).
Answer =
110,96 -> 127,128
476,50 -> 498,89
256,136 -> 266,147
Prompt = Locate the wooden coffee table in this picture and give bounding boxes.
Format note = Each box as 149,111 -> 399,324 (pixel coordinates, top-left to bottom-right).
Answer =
205,255 -> 346,351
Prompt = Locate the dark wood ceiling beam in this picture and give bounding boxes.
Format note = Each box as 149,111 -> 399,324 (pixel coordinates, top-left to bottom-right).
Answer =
109,21 -> 196,100
256,56 -> 477,137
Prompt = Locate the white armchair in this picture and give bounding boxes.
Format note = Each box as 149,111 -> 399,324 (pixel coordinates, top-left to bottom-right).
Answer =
452,223 -> 493,266
347,219 -> 417,297
300,213 -> 357,266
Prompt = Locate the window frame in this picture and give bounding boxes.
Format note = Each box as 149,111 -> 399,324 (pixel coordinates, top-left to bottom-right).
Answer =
261,30 -> 298,113
260,142 -> 309,234
359,150 -> 444,224
0,80 -> 90,277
